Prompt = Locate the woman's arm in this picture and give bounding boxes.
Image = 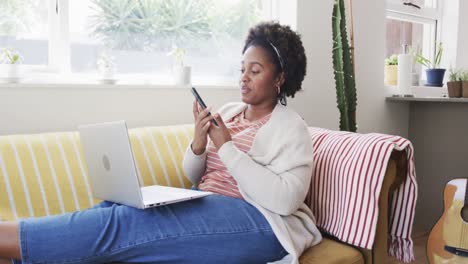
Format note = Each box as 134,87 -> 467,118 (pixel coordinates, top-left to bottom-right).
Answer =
182,143 -> 207,186
183,101 -> 215,186
218,138 -> 313,216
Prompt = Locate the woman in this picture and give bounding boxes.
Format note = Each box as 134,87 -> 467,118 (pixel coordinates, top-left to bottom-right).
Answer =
0,21 -> 321,264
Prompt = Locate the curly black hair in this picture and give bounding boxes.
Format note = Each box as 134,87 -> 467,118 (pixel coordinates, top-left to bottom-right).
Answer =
243,21 -> 307,105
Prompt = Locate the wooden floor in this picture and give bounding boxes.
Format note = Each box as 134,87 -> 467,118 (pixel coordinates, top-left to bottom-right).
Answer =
385,232 -> 429,264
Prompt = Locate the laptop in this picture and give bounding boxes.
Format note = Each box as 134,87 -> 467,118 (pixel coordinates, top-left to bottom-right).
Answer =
78,120 -> 212,209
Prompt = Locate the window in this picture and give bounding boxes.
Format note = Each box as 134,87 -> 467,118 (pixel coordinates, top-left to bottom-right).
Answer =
386,0 -> 441,84
0,0 -> 49,65
1,0 -> 273,85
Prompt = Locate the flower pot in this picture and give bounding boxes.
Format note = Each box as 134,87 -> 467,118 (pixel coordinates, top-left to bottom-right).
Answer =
99,66 -> 115,80
174,65 -> 191,86
384,65 -> 397,86
425,68 -> 446,87
97,65 -> 117,84
462,81 -> 468,98
447,81 -> 462,98
0,64 -> 22,82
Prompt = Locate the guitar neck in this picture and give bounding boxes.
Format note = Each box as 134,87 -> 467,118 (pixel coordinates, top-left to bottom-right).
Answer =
465,178 -> 468,206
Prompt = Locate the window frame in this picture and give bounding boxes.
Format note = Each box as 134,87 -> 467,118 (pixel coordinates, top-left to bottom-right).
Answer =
387,0 -> 441,19
386,0 -> 442,64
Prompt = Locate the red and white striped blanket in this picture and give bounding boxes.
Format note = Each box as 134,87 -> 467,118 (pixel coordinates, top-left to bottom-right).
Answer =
305,127 -> 417,263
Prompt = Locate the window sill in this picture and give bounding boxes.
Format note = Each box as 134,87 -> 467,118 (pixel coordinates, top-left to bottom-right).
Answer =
384,85 -> 447,98
0,72 -> 239,90
386,96 -> 468,103
384,84 -> 468,103
0,82 -> 238,90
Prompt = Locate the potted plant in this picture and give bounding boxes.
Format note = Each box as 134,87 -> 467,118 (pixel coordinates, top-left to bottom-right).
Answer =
384,54 -> 398,86
0,47 -> 23,82
460,70 -> 468,98
413,42 -> 445,87
168,46 -> 191,86
96,52 -> 116,83
447,68 -> 462,98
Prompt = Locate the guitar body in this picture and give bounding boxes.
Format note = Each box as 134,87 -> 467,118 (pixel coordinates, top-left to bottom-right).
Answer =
427,178 -> 468,264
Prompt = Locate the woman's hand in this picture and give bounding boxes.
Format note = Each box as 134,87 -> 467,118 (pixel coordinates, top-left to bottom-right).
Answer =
208,113 -> 232,150
191,100 -> 214,155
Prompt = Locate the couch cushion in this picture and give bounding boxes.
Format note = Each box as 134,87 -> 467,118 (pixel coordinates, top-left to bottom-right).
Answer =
300,238 -> 364,264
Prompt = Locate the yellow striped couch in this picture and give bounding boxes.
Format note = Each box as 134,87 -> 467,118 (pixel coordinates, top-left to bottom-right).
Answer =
0,125 -> 405,264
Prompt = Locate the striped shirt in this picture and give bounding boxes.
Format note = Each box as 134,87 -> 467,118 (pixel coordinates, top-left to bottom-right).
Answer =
198,110 -> 272,199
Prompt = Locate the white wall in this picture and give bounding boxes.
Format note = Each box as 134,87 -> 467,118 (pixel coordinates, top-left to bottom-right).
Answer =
294,0 -> 409,136
440,0 -> 459,69
0,85 -> 237,134
291,0 -> 338,130
439,0 -> 468,71
455,0 -> 468,69
0,0 -> 409,137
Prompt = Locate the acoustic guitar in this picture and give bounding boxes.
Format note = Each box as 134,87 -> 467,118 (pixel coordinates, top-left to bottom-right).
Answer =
427,178 -> 468,263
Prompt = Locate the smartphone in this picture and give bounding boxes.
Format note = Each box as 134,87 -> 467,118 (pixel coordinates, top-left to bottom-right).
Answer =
191,87 -> 219,126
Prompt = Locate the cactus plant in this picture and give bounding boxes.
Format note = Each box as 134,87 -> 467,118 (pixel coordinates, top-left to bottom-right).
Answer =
332,0 -> 357,132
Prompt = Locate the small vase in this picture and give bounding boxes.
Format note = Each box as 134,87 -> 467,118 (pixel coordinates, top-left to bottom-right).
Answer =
411,72 -> 420,86
99,66 -> 115,80
447,81 -> 462,98
384,65 -> 397,86
1,64 -> 21,82
7,64 -> 18,78
174,65 -> 191,86
97,66 -> 117,84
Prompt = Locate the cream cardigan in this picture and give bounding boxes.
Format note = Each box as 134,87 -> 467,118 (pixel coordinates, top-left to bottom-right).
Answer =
182,102 -> 322,264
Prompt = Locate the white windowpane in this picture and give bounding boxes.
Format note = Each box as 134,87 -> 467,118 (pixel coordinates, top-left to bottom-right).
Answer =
0,0 -> 49,65
386,17 -> 436,80
412,0 -> 437,8
69,0 -> 266,84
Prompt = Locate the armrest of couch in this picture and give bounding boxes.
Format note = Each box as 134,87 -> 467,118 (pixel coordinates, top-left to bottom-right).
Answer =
300,150 -> 407,264
359,150 -> 407,264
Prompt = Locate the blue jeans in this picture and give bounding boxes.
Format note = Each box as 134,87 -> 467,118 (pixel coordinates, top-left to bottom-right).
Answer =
12,195 -> 287,263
